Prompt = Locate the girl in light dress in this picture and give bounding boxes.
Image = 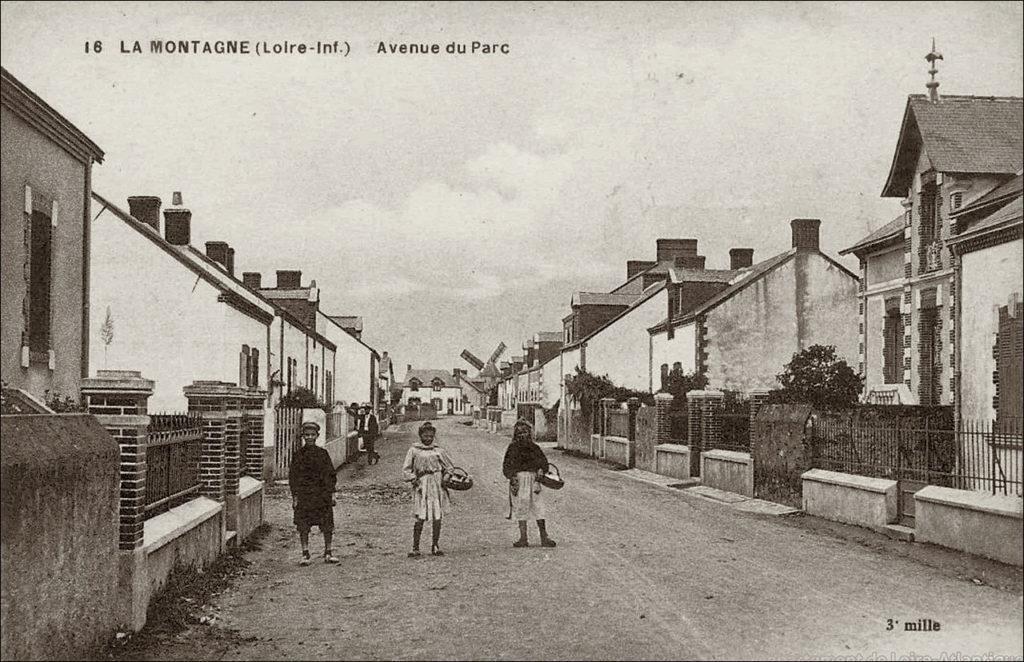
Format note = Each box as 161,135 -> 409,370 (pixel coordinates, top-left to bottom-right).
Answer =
401,421 -> 455,557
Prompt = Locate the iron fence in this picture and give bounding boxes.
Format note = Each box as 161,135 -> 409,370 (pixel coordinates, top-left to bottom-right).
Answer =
669,409 -> 688,442
717,393 -> 751,452
811,417 -> 1022,496
606,409 -> 630,438
146,413 -> 203,518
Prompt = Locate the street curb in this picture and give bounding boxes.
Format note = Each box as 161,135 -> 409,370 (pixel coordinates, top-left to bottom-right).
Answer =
608,468 -> 803,517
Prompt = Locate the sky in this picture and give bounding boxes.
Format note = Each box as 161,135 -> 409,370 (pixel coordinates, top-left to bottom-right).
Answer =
2,1 -> 1022,376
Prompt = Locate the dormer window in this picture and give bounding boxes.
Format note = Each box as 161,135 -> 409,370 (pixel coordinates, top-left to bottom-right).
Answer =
409,378 -> 421,392
950,192 -> 963,211
431,378 -> 444,391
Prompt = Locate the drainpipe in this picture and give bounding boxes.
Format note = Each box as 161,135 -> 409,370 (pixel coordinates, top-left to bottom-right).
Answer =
80,162 -> 92,383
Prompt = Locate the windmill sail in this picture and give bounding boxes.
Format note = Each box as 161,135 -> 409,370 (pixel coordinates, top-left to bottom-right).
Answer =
460,350 -> 485,371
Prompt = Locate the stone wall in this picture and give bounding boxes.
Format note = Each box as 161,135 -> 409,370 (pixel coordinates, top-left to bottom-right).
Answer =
1,414 -> 120,661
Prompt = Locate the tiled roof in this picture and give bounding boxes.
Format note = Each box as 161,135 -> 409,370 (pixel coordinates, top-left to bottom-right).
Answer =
883,95 -> 1024,197
403,369 -> 457,388
948,196 -> 1023,245
953,173 -> 1023,217
840,213 -> 906,256
329,316 -> 363,331
572,292 -> 640,307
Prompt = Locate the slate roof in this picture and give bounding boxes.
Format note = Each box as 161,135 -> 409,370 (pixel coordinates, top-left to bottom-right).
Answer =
648,249 -> 803,333
948,196 -> 1023,247
563,281 -> 668,350
403,369 -> 458,388
953,172 -> 1023,217
840,213 -> 906,256
535,331 -> 563,342
883,95 -> 1024,197
668,267 -> 739,284
572,292 -> 640,307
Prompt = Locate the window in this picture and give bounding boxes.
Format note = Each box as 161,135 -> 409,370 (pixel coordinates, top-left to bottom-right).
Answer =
919,177 -> 942,273
28,209 -> 52,354
409,378 -> 420,392
918,290 -> 942,406
882,299 -> 903,384
432,378 -> 443,392
287,357 -> 295,394
950,192 -> 963,211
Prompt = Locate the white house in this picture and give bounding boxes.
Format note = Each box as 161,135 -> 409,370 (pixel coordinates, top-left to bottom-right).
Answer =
89,193 -> 336,411
399,367 -> 468,416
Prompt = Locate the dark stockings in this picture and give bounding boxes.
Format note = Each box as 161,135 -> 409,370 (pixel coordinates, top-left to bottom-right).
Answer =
412,519 -> 424,551
431,520 -> 442,552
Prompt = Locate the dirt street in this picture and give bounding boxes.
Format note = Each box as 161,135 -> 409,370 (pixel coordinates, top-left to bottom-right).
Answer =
125,418 -> 1023,660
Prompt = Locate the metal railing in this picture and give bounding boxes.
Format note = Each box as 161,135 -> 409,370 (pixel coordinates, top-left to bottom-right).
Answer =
146,413 -> 203,518
606,409 -> 630,438
717,393 -> 751,452
810,417 -> 1022,496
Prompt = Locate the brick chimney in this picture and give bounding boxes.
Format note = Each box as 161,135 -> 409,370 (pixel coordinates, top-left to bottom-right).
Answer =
127,196 -> 161,232
226,247 -> 235,276
729,248 -> 754,269
242,272 -> 262,289
627,260 -> 657,279
163,207 -> 191,246
276,270 -> 302,288
205,241 -> 229,270
656,239 -> 698,262
673,255 -> 706,269
790,219 -> 821,252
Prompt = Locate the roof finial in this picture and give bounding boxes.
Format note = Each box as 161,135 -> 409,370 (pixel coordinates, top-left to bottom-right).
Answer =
925,37 -> 943,103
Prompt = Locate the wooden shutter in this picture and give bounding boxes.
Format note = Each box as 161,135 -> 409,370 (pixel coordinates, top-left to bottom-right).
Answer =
997,303 -> 1023,427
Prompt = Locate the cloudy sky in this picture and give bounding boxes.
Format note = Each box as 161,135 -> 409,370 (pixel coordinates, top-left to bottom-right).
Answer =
3,1 -> 1022,374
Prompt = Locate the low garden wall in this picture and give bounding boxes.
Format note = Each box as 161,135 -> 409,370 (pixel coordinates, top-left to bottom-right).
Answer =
143,497 -> 225,606
237,476 -> 265,541
915,486 -> 1023,567
602,436 -> 630,466
655,444 -> 691,480
701,450 -> 754,497
801,469 -> 897,531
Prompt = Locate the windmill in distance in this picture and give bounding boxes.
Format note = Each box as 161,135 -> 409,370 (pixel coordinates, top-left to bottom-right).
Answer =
461,341 -> 507,392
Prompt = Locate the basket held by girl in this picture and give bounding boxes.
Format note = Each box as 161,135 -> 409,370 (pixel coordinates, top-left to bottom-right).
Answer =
401,421 -> 469,557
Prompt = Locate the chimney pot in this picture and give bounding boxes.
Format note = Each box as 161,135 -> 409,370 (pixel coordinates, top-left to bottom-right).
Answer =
163,207 -> 192,245
656,238 -> 698,262
205,241 -> 229,269
729,248 -> 755,269
790,219 -> 821,252
226,247 -> 235,276
242,272 -> 262,289
127,196 -> 162,232
276,270 -> 302,289
171,191 -> 183,206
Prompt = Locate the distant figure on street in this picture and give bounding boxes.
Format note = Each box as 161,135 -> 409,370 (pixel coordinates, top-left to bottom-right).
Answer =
502,418 -> 556,548
288,421 -> 339,565
357,403 -> 381,465
401,421 -> 455,557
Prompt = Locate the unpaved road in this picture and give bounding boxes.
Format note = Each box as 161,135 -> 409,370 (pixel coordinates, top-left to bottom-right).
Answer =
128,418 -> 1023,660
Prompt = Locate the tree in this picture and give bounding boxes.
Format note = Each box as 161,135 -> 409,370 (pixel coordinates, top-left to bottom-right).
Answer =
773,344 -> 862,410
100,307 -> 115,367
563,367 -> 653,417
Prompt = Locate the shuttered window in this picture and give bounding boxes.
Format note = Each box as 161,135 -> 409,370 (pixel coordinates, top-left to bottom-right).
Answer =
883,298 -> 903,384
28,209 -> 53,354
996,302 -> 1023,429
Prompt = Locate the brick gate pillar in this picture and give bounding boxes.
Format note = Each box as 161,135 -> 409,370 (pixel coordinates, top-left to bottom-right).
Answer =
654,392 -> 674,445
184,381 -> 264,543
626,397 -> 641,468
81,369 -> 154,632
686,389 -> 725,474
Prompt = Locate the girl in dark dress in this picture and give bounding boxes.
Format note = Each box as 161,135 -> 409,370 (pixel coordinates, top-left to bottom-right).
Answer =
502,419 -> 556,548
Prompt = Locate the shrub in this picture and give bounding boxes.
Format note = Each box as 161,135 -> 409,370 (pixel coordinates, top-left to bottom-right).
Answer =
563,367 -> 653,417
278,387 -> 328,411
771,344 -> 862,410
658,366 -> 708,410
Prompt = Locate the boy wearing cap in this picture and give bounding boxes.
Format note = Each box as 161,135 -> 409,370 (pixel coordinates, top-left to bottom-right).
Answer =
289,420 -> 339,565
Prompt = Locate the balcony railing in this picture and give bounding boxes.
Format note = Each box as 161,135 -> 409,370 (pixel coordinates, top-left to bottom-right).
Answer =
923,241 -> 943,273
